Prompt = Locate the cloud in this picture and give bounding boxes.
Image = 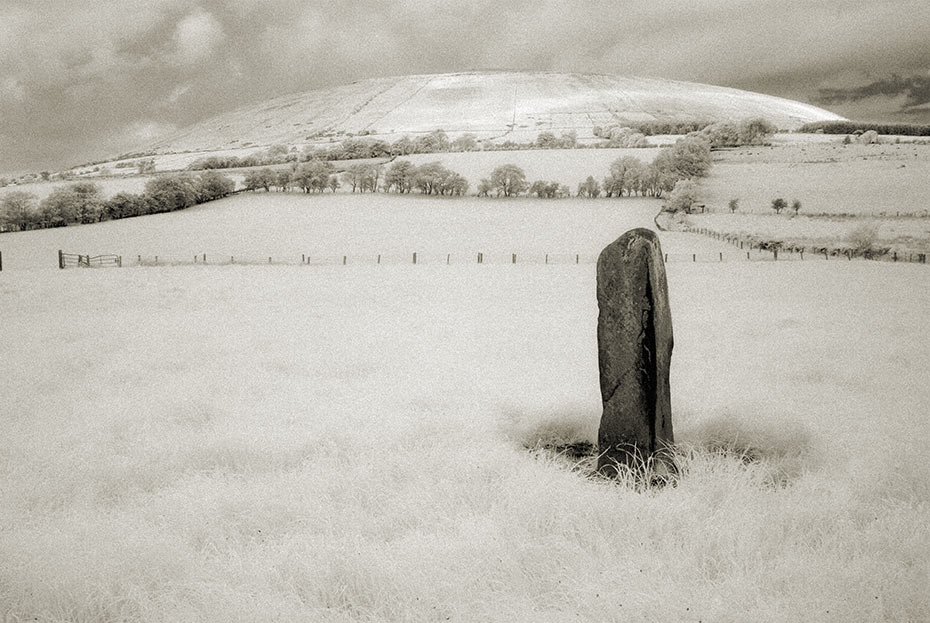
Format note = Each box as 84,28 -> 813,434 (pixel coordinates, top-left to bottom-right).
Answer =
817,74 -> 930,110
172,9 -> 225,66
3,0 -> 930,171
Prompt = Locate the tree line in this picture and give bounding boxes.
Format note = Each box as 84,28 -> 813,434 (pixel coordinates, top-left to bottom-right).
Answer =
798,121 -> 930,137
0,171 -> 236,232
1,134 -> 713,232
243,134 -> 712,199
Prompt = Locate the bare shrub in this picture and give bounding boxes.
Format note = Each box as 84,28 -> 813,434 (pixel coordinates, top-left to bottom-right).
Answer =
848,224 -> 879,254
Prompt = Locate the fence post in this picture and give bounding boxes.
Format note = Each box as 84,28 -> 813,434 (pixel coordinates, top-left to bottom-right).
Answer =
893,251 -> 897,262
59,250 -> 64,269
576,254 -> 579,264
377,254 -> 381,264
746,251 -> 750,260
343,256 -> 347,265
118,256 -> 122,267
413,252 -> 417,265
268,257 -> 272,264
545,254 -> 548,265
800,250 -> 804,260
512,253 -> 516,264
203,253 -> 207,264
773,248 -> 778,261
231,256 -> 235,263
692,254 -> 696,262
719,252 -> 723,262
302,254 -> 305,264
155,256 -> 158,265
447,253 -> 450,265
664,253 -> 667,262
0,250 -> 2,272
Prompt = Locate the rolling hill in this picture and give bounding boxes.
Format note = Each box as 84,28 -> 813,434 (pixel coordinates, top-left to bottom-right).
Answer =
148,71 -> 844,155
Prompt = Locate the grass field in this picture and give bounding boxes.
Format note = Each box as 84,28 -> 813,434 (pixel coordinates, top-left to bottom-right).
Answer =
699,142 -> 930,216
0,172 -> 248,203
2,258 -> 928,621
0,193 -> 735,272
1,196 -> 929,621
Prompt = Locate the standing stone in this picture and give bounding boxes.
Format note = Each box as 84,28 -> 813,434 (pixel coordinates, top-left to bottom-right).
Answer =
596,228 -> 674,476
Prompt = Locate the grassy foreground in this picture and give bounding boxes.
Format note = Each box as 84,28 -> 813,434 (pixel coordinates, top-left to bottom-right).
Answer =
1,259 -> 928,622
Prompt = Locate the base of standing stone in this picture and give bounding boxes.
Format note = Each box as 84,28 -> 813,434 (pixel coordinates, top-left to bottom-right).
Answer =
596,228 -> 675,478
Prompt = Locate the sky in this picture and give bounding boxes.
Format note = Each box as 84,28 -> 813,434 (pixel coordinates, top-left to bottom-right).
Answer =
2,0 -> 930,173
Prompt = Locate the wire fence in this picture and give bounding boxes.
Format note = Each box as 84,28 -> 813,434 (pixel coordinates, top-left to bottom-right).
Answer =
0,244 -> 917,271
683,227 -> 928,264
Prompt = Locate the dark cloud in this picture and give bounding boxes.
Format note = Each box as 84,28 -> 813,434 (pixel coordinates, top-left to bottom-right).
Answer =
817,74 -> 930,109
3,0 -> 930,172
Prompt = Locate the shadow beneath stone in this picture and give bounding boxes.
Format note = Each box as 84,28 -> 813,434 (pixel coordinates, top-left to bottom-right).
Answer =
679,412 -> 819,488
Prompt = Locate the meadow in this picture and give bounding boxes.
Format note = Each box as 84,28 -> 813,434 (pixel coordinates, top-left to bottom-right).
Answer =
0,193 -> 731,271
699,142 -> 930,216
1,194 -> 928,621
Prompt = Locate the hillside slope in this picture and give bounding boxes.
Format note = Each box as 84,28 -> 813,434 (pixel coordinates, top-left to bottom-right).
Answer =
149,71 -> 843,154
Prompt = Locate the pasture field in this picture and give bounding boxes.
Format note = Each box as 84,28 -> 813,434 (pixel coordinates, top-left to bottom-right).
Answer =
0,172 -> 247,203
1,256 -> 928,621
698,142 -> 930,216
684,212 -> 930,255
0,193 -> 731,272
0,176 -> 156,202
2,196 -> 929,621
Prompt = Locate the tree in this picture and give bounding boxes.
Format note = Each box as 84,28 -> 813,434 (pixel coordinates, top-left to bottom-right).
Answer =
40,182 -> 104,225
668,134 -> 712,179
1,190 -> 39,230
702,122 -> 742,148
276,169 -> 293,192
489,164 -> 528,197
384,160 -> 417,193
530,180 -> 550,198
737,118 -> 777,145
144,174 -> 199,212
604,126 -> 649,148
451,134 -> 479,152
413,162 -> 451,195
415,129 -> 450,153
771,197 -> 787,214
641,151 -> 678,197
665,179 -> 698,213
445,173 -> 469,196
728,198 -> 739,213
343,163 -> 379,192
477,178 -> 492,197
390,135 -> 417,156
244,168 -> 276,192
327,175 -> 340,192
103,192 -> 147,220
577,176 -> 601,198
791,199 -> 802,215
558,131 -> 578,149
294,161 -> 334,193
604,156 -> 645,197
198,171 -> 235,201
535,131 -> 559,149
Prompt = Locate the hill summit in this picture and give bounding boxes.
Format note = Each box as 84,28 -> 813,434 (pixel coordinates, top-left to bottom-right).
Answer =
150,71 -> 843,154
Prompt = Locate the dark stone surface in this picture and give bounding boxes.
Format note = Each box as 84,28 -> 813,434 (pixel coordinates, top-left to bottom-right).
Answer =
596,228 -> 674,475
